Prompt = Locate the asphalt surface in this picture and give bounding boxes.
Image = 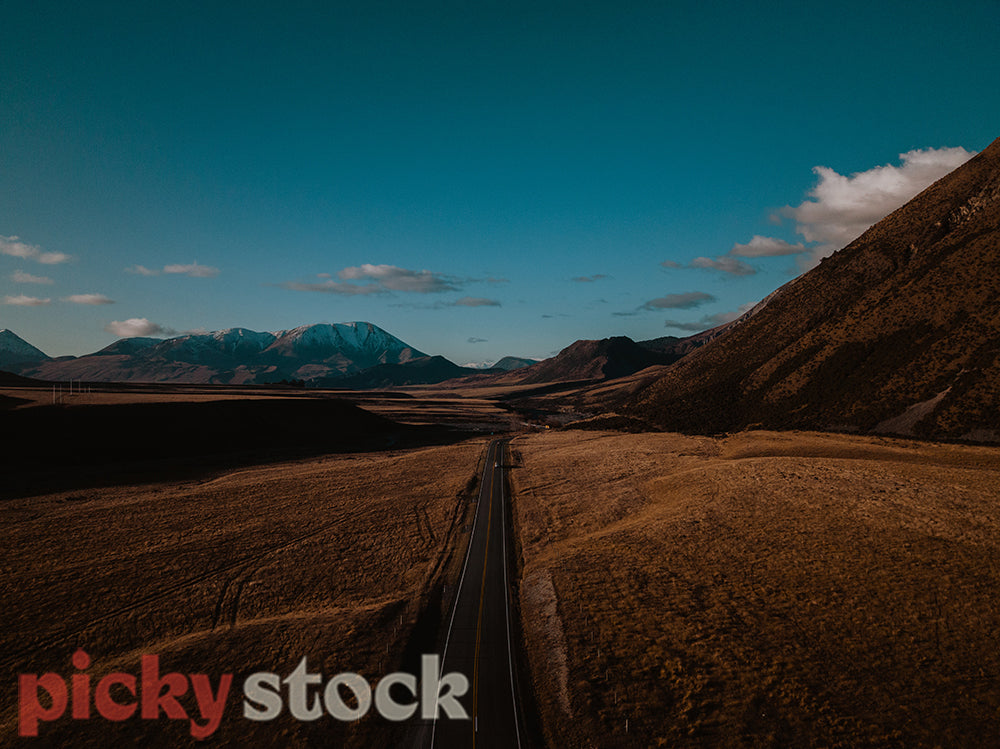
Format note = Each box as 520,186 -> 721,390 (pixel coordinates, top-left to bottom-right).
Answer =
411,438 -> 526,748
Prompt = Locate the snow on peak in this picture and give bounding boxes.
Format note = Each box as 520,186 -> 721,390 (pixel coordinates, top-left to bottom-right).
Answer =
275,322 -> 410,353
0,329 -> 50,360
211,328 -> 276,350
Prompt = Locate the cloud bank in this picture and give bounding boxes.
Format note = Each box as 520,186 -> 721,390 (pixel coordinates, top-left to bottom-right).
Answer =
779,145 -> 975,269
784,146 -> 975,247
663,146 -> 977,276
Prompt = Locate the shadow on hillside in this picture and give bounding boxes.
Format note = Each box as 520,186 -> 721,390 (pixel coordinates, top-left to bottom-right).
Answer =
1,398 -> 475,500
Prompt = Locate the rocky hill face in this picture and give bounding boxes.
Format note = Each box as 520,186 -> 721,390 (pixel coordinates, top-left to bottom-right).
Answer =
12,322 -> 426,385
517,336 -> 675,385
627,136 -> 1000,442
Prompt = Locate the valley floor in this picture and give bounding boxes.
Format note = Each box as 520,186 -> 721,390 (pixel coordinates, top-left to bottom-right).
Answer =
510,429 -> 1000,747
5,381 -> 999,747
0,439 -> 486,747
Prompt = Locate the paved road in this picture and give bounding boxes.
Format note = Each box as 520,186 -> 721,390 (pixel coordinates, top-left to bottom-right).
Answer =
411,438 -> 526,748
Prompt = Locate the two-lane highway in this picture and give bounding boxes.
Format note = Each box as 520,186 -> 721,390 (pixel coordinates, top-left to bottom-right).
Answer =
413,438 -> 526,748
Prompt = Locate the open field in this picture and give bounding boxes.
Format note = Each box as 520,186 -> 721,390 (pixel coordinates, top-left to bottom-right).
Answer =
0,383 -> 509,502
509,429 -> 1000,747
7,379 -> 1000,747
0,381 -> 512,431
1,437 -> 487,747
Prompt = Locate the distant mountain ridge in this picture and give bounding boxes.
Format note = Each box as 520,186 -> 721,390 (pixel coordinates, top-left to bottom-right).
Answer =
0,329 -> 50,368
626,135 -> 1000,442
0,323 -> 551,388
447,332 -> 720,390
517,337 -> 671,384
491,356 -> 539,371
3,323 -> 428,385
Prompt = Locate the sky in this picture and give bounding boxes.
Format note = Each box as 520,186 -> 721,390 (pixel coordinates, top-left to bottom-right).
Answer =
2,0 -> 999,365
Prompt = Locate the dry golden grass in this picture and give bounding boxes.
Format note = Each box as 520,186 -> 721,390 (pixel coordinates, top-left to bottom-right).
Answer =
510,429 -> 1000,747
0,382 -> 512,430
1,439 -> 486,747
0,385 -> 305,409
359,394 -> 511,428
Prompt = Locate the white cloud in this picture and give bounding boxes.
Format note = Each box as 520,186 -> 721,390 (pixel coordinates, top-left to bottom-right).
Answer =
3,294 -> 51,306
694,146 -> 978,275
126,264 -> 160,276
669,237 -> 806,276
0,235 -> 71,264
571,274 -> 610,283
640,292 -> 715,310
661,319 -> 711,332
127,262 -> 220,277
163,262 -> 220,278
468,337 -> 488,343
689,256 -> 757,276
283,263 -> 465,296
663,302 -> 757,332
453,296 -> 501,307
783,146 -> 975,249
11,270 -> 54,284
730,235 -> 806,257
795,245 -> 841,272
276,279 -> 387,295
64,294 -> 115,305
709,302 -> 757,325
104,318 -> 175,337
337,263 -> 459,293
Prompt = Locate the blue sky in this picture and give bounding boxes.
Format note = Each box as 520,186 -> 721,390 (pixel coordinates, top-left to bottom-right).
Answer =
2,0 -> 998,364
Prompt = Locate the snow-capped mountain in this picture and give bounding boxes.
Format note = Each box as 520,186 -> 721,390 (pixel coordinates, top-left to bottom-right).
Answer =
0,329 -> 51,369
262,323 -> 423,369
6,322 -> 427,385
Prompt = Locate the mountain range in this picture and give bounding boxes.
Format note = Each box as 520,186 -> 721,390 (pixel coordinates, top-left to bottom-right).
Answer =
0,322 -> 549,387
0,323 -> 428,385
0,321 -> 692,389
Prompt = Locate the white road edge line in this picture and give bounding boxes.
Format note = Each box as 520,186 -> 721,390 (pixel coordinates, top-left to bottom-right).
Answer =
430,440 -> 495,748
500,441 -> 524,748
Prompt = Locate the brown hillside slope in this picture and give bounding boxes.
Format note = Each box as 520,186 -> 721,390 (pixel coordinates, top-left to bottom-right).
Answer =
628,136 -> 1000,441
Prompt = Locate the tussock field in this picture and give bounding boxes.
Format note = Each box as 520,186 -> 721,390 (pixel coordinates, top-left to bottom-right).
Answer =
0,439 -> 485,747
509,430 -> 1000,747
